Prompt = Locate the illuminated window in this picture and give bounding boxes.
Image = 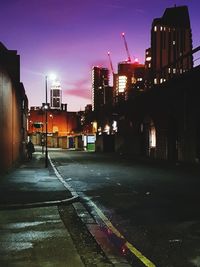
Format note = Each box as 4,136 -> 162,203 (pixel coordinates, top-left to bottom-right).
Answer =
154,78 -> 157,84
160,26 -> 163,31
118,76 -> 127,92
149,123 -> 156,148
154,26 -> 157,32
112,120 -> 118,132
173,41 -> 176,45
168,68 -> 171,74
104,124 -> 110,135
173,68 -> 176,74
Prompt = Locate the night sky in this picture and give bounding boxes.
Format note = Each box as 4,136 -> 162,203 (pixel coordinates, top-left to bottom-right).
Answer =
0,0 -> 199,111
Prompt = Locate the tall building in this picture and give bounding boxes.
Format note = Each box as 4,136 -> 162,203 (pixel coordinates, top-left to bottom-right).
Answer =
92,66 -> 109,111
113,60 -> 145,103
151,5 -> 193,85
50,80 -> 62,109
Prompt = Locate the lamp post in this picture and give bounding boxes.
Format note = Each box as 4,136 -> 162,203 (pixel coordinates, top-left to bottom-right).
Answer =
43,73 -> 56,167
50,114 -> 53,133
45,75 -> 48,168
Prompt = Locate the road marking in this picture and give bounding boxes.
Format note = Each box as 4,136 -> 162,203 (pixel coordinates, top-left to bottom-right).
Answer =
84,196 -> 156,267
49,156 -> 78,198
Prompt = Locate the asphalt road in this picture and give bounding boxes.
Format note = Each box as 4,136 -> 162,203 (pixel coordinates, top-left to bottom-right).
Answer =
49,148 -> 200,267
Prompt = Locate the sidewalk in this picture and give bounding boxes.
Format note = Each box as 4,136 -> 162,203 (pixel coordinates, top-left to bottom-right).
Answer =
0,149 -> 85,267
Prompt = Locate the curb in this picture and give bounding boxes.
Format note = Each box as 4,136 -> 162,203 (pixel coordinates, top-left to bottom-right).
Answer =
0,195 -> 79,210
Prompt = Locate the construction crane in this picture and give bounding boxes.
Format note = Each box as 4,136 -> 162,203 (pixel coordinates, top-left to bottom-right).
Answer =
121,32 -> 131,63
107,51 -> 114,74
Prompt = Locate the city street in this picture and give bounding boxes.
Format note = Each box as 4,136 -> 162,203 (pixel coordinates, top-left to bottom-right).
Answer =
49,148 -> 200,267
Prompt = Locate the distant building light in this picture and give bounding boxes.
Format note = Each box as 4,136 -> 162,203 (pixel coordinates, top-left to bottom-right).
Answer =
104,124 -> 110,134
92,121 -> 97,133
154,78 -> 157,84
112,120 -> 118,132
154,26 -> 157,32
98,127 -> 102,135
146,56 -> 151,62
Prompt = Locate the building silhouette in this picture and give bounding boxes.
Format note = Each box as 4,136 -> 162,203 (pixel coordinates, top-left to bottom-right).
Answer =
50,79 -> 62,109
92,66 -> 110,111
150,5 -> 193,85
0,42 -> 28,173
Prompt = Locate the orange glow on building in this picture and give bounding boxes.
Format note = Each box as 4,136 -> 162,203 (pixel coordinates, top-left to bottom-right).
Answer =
28,107 -> 79,137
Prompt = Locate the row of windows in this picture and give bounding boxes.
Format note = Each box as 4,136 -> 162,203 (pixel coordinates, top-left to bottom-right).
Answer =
154,26 -> 177,32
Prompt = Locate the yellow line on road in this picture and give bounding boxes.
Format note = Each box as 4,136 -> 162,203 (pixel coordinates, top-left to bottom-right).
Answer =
86,197 -> 156,267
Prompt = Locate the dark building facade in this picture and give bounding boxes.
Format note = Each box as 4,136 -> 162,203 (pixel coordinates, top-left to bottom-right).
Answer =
150,5 -> 193,85
92,66 -> 110,111
0,42 -> 28,174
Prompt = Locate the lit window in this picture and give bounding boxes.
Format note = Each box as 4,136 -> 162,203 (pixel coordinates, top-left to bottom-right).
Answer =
160,26 -> 163,31
112,121 -> 118,132
154,26 -> 157,32
154,78 -> 157,84
146,56 -> 151,62
104,124 -> 110,135
149,124 -> 156,148
160,78 -> 163,83
173,41 -> 176,45
173,68 -> 176,74
168,68 -> 171,74
118,76 -> 127,92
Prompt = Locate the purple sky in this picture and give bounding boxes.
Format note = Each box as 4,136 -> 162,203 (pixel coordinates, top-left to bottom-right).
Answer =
0,0 -> 199,111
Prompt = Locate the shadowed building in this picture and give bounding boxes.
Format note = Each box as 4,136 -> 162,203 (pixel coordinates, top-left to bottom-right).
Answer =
0,42 -> 28,174
92,66 -> 111,111
150,5 -> 193,85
